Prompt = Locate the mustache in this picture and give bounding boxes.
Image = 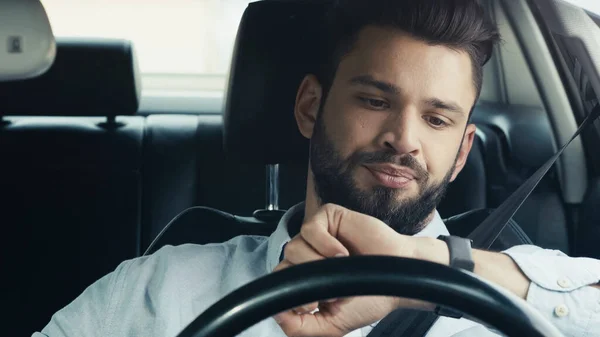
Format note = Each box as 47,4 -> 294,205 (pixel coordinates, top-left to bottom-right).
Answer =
349,151 -> 428,179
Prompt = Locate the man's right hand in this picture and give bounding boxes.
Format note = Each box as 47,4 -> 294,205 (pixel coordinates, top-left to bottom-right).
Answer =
271,204 -> 433,337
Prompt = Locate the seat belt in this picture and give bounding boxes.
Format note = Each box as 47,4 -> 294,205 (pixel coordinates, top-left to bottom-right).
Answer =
468,103 -> 600,249
368,104 -> 600,337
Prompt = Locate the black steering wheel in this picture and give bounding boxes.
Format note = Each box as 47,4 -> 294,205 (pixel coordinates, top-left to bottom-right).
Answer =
176,256 -> 564,337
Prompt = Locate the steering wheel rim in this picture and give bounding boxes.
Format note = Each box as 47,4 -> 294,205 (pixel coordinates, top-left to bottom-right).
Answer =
176,256 -> 564,337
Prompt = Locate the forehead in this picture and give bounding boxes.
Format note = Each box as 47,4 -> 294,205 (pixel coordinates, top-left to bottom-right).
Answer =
334,26 -> 477,108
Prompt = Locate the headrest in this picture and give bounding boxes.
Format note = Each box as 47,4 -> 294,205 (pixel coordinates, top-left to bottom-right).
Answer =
223,0 -> 330,165
0,38 -> 141,116
0,0 -> 56,82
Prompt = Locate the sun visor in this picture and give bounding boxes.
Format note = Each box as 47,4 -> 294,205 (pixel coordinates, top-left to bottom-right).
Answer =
0,0 -> 56,81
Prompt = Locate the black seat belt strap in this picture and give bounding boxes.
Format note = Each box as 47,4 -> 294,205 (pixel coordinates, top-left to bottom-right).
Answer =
468,104 -> 600,249
368,104 -> 600,337
367,310 -> 438,336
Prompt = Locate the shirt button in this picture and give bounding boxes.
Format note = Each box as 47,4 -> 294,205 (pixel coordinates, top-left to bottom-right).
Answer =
554,304 -> 569,317
557,278 -> 571,288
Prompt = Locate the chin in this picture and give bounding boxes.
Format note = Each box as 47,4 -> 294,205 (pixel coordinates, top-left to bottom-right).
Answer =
396,183 -> 421,196
393,191 -> 419,204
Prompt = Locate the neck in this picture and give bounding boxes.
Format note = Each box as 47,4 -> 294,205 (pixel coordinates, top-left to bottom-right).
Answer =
419,211 -> 437,231
304,171 -> 320,223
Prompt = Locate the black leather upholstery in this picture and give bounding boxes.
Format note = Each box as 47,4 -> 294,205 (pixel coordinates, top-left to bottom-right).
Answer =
223,0 -> 329,164
0,38 -> 140,117
141,114 -> 203,249
0,116 -> 143,167
197,116 -> 308,213
140,114 -> 308,252
1,120 -> 144,337
0,39 -> 142,337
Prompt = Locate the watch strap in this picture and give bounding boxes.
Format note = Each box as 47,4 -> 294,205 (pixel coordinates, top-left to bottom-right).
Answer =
437,235 -> 475,272
434,235 -> 475,318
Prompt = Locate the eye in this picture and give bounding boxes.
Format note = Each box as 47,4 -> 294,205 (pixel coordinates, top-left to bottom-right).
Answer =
424,115 -> 448,128
358,97 -> 390,110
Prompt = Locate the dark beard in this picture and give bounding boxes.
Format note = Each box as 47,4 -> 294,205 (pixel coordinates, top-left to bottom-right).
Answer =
309,115 -> 455,235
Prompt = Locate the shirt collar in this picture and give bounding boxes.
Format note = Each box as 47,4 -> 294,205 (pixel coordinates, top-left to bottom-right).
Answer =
414,211 -> 450,238
265,202 -> 305,273
265,202 -> 450,273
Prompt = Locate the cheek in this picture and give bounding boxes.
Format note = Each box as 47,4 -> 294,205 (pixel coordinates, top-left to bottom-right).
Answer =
324,104 -> 383,157
422,135 -> 462,179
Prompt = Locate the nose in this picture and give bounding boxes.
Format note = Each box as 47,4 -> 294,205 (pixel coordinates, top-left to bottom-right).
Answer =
378,107 -> 421,156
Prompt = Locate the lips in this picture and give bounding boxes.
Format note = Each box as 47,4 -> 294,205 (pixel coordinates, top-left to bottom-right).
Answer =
364,164 -> 416,189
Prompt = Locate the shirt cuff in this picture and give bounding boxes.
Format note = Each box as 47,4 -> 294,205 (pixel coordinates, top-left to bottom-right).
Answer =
503,244 -> 600,337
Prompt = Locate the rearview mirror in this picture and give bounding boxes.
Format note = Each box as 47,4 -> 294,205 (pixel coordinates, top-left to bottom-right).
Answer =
0,0 -> 55,81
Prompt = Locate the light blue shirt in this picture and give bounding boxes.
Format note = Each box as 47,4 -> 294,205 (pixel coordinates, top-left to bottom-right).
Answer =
33,203 -> 600,337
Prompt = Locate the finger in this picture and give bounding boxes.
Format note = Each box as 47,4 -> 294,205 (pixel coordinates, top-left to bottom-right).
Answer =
274,309 -> 340,337
273,259 -> 293,273
292,302 -> 319,315
300,205 -> 350,258
283,237 -> 326,265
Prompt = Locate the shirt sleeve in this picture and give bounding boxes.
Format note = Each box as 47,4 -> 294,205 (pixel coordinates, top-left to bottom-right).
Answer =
31,259 -> 134,337
503,245 -> 600,337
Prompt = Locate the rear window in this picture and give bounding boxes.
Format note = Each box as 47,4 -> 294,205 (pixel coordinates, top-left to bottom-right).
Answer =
564,0 -> 600,15
41,0 -> 251,77
41,0 -> 254,113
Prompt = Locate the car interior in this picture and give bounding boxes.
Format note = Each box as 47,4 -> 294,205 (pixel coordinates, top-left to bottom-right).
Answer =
2,0 -> 600,336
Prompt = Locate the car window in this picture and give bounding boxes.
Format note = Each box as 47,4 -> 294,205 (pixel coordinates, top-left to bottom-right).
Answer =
41,0 -> 254,113
563,0 -> 600,15
41,0 -> 251,76
39,0 -> 597,114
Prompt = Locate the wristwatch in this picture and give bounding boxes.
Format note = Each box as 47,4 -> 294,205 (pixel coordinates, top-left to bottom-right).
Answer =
434,235 -> 475,318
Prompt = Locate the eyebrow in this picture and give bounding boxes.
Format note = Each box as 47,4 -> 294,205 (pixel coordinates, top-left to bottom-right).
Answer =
349,75 -> 400,94
349,74 -> 466,115
425,98 -> 465,115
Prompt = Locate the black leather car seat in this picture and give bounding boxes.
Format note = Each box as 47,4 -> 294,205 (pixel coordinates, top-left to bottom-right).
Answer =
0,38 -> 143,336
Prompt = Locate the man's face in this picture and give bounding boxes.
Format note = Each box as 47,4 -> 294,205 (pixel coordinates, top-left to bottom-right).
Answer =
296,26 -> 477,235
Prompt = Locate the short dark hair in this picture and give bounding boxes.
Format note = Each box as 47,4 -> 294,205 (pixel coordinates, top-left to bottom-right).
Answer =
319,0 -> 501,107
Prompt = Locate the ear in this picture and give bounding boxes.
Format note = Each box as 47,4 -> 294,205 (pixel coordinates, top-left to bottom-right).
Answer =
294,74 -> 323,139
450,124 -> 476,182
